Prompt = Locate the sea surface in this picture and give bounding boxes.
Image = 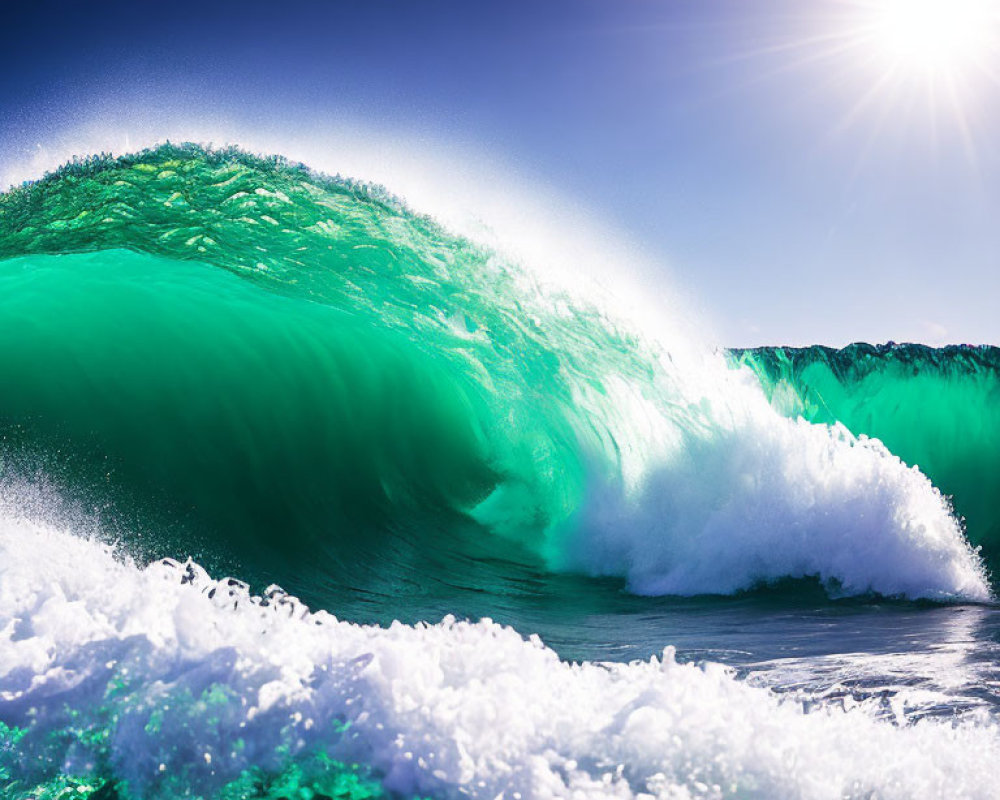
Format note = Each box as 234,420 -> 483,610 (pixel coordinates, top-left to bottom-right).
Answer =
1,145 -> 998,799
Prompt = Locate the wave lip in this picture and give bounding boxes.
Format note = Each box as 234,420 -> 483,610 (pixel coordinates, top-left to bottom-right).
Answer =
2,514 -> 1000,800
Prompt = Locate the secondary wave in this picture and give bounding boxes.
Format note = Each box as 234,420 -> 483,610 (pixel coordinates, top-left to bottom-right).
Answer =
733,344 -> 1000,575
0,144 -> 988,602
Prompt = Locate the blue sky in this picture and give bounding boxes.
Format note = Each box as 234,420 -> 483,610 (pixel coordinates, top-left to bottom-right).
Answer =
2,0 -> 998,346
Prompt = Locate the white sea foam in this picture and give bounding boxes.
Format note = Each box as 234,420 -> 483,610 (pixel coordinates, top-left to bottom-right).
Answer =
560,352 -> 991,602
1,503 -> 998,800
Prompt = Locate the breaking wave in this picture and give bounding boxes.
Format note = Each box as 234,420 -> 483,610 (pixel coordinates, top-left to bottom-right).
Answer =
0,144 -> 988,605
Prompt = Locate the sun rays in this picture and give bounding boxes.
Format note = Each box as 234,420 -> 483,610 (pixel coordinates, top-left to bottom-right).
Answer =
729,0 -> 1000,164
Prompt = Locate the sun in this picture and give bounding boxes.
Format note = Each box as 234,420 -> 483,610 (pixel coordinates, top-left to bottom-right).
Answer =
864,0 -> 999,73
761,0 -> 1000,156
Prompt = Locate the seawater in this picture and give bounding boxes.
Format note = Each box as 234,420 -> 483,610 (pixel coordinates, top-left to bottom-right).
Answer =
1,144 -> 998,799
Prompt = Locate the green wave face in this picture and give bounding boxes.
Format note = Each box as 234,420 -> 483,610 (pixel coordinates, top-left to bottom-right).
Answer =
0,250 -> 499,566
732,344 -> 1000,573
0,144 -> 660,601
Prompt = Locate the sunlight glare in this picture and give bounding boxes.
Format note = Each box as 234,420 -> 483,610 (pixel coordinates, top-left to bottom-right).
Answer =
868,0 -> 996,72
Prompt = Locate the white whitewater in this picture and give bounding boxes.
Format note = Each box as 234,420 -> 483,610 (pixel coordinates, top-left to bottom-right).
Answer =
1,499 -> 998,800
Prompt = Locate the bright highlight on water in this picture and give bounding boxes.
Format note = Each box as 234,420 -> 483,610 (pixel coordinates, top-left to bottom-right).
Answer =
1,145 -> 999,799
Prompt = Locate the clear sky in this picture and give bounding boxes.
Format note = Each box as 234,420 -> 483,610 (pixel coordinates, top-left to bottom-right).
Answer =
2,0 -> 999,346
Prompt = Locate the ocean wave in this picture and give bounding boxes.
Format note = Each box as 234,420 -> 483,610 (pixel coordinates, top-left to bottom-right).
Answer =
0,144 -> 989,602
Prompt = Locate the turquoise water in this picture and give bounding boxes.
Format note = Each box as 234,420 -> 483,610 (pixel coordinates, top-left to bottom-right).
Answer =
1,145 -> 999,799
